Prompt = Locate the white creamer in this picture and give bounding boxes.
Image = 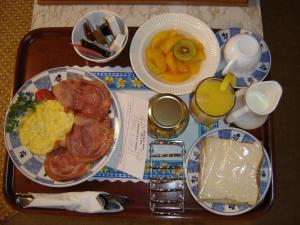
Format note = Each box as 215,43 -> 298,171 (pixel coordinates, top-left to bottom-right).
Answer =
225,81 -> 282,130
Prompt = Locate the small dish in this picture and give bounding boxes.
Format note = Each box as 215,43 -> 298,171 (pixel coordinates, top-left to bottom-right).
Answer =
185,127 -> 272,216
214,27 -> 271,88
130,13 -> 220,95
4,67 -> 122,187
71,10 -> 129,63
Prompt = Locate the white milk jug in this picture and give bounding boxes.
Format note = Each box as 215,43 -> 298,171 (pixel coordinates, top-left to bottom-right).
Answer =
225,81 -> 282,130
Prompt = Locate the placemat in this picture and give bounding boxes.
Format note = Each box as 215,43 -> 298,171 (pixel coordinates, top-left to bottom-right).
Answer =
78,66 -> 228,183
0,0 -> 34,222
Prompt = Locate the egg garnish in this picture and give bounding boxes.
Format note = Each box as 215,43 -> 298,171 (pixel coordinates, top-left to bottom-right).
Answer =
19,100 -> 74,154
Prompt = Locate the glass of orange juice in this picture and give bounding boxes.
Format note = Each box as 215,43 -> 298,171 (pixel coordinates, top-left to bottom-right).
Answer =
190,77 -> 236,125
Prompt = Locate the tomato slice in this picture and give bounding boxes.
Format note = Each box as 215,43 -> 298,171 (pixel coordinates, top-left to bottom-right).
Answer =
35,89 -> 56,101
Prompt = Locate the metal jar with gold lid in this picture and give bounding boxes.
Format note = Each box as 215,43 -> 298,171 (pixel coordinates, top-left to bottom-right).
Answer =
148,94 -> 189,139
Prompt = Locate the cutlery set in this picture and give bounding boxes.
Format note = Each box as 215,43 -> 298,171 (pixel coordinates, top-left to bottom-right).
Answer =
16,192 -> 128,213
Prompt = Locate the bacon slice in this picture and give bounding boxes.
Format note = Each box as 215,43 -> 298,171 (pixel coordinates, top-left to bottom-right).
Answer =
74,115 -> 99,126
73,79 -> 111,119
52,78 -> 82,110
54,136 -> 67,149
53,78 -> 112,120
44,147 -> 91,181
67,116 -> 114,163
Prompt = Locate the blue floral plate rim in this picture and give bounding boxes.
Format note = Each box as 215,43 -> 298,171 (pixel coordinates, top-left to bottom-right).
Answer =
4,66 -> 122,187
184,127 -> 272,216
215,27 -> 272,88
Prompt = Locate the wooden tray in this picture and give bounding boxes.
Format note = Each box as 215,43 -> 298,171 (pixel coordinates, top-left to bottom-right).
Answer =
3,27 -> 274,221
37,0 -> 249,6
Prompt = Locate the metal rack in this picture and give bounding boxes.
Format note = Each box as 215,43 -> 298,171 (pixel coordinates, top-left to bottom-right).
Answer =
149,140 -> 186,215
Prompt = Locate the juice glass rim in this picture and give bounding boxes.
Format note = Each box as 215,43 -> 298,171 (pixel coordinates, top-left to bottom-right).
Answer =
193,77 -> 236,118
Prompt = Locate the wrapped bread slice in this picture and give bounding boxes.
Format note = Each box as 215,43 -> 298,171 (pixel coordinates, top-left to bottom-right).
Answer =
198,137 -> 263,205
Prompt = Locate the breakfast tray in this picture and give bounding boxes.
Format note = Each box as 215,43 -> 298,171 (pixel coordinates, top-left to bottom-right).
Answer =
3,27 -> 275,220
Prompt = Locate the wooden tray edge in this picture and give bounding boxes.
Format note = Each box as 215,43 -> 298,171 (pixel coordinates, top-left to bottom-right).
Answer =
37,0 -> 249,7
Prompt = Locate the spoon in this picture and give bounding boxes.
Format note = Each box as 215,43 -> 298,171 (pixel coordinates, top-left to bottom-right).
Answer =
98,193 -> 129,209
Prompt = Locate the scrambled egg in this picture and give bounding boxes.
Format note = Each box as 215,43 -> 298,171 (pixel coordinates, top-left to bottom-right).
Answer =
19,100 -> 74,154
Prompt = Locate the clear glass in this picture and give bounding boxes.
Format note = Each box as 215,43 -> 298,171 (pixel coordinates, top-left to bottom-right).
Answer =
190,78 -> 235,126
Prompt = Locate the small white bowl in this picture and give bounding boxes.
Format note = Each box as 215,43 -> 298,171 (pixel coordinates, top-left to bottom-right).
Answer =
72,10 -> 129,63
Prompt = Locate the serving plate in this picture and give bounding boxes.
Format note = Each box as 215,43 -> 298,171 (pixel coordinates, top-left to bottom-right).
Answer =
130,13 -> 220,95
214,27 -> 271,88
4,66 -> 122,187
185,127 -> 272,216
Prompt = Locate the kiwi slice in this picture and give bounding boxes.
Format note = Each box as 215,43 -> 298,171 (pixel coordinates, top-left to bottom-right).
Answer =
173,39 -> 197,61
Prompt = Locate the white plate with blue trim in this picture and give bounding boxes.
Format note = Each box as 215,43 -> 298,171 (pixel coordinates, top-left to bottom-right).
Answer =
214,27 -> 271,88
185,127 -> 272,216
4,67 -> 122,187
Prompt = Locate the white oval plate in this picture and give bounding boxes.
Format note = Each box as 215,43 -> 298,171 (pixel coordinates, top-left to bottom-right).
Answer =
185,127 -> 272,216
4,67 -> 122,187
130,13 -> 220,95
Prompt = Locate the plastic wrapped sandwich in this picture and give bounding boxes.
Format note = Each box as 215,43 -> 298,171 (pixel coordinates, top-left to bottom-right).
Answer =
198,137 -> 263,205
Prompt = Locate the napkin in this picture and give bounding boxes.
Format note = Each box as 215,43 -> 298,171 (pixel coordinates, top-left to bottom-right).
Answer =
107,92 -> 148,180
24,191 -> 123,213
